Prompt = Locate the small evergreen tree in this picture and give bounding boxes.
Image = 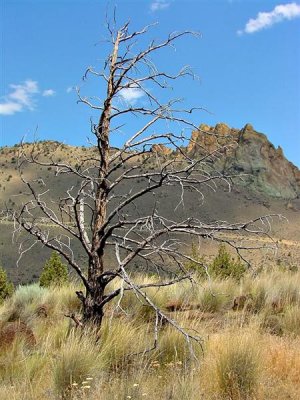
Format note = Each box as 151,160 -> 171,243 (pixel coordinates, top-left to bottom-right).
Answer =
0,266 -> 14,304
186,243 -> 246,280
40,252 -> 68,287
185,242 -> 208,278
210,244 -> 246,280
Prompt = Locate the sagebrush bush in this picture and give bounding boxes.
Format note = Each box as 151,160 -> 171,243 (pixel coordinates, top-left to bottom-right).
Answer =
13,284 -> 48,306
2,284 -> 48,323
40,252 -> 68,288
0,266 -> 14,304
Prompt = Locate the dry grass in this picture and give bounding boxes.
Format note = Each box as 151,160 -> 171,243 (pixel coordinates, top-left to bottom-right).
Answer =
0,269 -> 300,399
203,330 -> 261,399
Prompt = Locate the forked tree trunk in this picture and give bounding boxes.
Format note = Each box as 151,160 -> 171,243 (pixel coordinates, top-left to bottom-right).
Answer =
80,33 -> 121,326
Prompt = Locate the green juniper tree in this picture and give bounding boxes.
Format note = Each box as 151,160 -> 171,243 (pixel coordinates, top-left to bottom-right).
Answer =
210,244 -> 246,280
0,266 -> 14,304
40,251 -> 68,288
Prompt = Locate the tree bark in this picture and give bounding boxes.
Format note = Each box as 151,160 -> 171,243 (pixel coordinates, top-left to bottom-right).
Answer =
82,31 -> 121,326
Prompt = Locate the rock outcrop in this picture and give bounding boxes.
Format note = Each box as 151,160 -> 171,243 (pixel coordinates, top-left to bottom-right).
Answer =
151,143 -> 172,156
187,123 -> 300,199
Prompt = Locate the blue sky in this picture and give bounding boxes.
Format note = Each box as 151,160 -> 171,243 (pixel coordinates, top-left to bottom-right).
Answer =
1,0 -> 300,167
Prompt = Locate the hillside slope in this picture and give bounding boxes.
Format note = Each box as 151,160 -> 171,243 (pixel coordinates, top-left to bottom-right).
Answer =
0,123 -> 299,283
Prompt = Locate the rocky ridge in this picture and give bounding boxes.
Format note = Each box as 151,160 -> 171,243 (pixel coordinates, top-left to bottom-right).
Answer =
156,123 -> 300,199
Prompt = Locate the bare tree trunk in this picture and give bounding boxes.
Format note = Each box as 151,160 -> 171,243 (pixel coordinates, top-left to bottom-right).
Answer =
82,32 -> 121,325
82,257 -> 104,324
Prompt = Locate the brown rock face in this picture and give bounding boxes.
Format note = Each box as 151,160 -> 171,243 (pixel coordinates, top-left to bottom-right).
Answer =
151,144 -> 172,156
187,123 -> 300,199
187,123 -> 240,158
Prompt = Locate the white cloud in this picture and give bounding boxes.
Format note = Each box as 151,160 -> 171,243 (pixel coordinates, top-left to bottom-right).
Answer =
118,87 -> 145,104
66,86 -> 73,93
0,102 -> 23,116
150,0 -> 170,12
42,89 -> 55,97
8,80 -> 38,108
238,2 -> 300,34
0,79 -> 39,116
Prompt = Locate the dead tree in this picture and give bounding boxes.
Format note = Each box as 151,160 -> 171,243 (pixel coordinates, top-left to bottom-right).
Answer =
7,21 -> 278,339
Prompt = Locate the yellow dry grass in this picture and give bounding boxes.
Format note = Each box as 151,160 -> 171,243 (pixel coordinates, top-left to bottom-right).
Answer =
0,269 -> 300,399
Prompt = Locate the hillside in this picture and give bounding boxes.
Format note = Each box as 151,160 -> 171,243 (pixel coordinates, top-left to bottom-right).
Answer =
0,123 -> 300,283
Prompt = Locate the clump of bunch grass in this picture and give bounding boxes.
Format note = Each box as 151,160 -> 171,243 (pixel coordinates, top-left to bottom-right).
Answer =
260,312 -> 283,336
98,318 -> 143,371
282,306 -> 300,336
40,251 -> 68,288
215,334 -> 260,399
156,325 -> 200,364
0,339 -> 26,383
43,284 -> 82,316
53,330 -> 99,399
198,290 -> 225,312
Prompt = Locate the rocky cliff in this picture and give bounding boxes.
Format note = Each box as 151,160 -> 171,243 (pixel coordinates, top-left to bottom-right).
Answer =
187,123 -> 300,199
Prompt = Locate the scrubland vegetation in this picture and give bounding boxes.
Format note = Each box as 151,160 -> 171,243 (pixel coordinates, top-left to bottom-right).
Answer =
0,263 -> 300,399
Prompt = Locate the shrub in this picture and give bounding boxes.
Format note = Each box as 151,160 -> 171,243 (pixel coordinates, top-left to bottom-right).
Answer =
2,284 -> 48,323
0,267 -> 14,304
186,244 -> 246,280
210,245 -> 246,280
13,284 -> 48,307
40,252 -> 68,288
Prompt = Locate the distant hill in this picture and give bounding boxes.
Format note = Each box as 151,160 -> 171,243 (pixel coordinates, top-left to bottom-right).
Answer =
0,124 -> 299,284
